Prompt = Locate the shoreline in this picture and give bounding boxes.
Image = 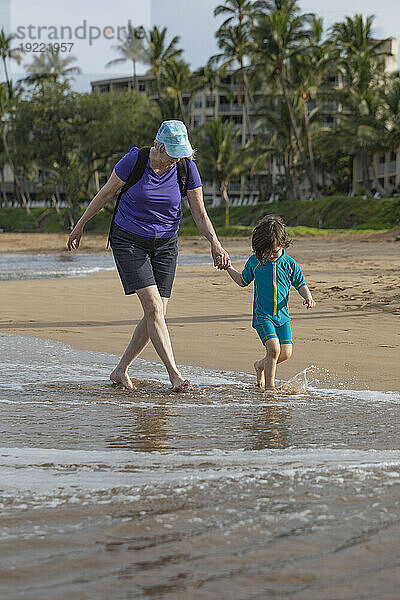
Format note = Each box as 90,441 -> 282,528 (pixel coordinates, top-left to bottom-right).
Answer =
1,234 -> 399,392
0,229 -> 399,254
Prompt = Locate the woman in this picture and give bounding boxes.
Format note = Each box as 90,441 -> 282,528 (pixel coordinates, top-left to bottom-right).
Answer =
67,120 -> 230,391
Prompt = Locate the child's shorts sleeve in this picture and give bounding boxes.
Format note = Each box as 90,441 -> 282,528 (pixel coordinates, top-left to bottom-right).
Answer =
291,259 -> 306,290
241,257 -> 255,286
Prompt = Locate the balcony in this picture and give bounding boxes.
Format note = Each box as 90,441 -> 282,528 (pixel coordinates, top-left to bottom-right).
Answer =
377,163 -> 385,176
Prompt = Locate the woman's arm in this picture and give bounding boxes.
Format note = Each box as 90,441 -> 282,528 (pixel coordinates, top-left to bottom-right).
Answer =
186,187 -> 231,269
67,170 -> 125,250
227,265 -> 245,287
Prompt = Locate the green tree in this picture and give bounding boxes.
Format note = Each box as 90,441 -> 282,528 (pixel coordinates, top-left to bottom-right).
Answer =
214,0 -> 254,27
288,17 -> 338,197
251,0 -> 319,197
162,58 -> 202,124
194,118 -> 249,227
212,1 -> 254,143
251,93 -> 299,201
105,23 -> 147,91
0,82 -> 30,211
144,26 -> 182,99
24,50 -> 81,89
11,84 -> 161,221
0,28 -> 23,97
193,63 -> 233,120
326,14 -> 391,195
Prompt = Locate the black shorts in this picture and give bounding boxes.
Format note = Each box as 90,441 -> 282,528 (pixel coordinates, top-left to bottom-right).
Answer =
110,223 -> 178,298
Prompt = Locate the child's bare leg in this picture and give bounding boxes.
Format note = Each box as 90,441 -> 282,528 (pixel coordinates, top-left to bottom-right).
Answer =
277,344 -> 292,364
263,338 -> 281,390
254,359 -> 265,389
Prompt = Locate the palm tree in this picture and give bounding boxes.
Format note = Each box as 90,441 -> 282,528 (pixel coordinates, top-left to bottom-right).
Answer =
105,24 -> 147,91
288,17 -> 338,198
251,93 -> 299,201
0,28 -> 24,96
251,0 -> 319,198
193,63 -> 233,120
212,23 -> 253,143
383,76 -> 400,152
144,26 -> 182,98
212,0 -> 255,143
329,14 -> 389,63
24,50 -> 81,88
162,58 -> 195,124
326,14 -> 392,195
194,118 -> 249,227
0,83 -> 30,212
214,0 -> 254,27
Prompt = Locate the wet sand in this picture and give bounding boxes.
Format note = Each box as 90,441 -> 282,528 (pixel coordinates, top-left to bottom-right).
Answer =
1,232 -> 399,391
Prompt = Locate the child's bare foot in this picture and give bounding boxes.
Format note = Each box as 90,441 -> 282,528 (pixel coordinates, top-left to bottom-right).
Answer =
254,360 -> 265,389
110,367 -> 135,390
264,386 -> 277,395
172,378 -> 191,392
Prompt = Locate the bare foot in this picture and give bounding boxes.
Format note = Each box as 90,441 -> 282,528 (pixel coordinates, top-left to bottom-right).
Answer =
254,360 -> 265,389
110,367 -> 135,390
264,386 -> 277,396
172,379 -> 191,392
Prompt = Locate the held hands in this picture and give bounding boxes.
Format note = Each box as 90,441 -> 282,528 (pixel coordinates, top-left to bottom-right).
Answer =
211,243 -> 231,270
67,226 -> 83,251
303,297 -> 316,309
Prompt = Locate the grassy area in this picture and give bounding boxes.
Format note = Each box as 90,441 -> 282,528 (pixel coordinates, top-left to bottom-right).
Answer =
0,195 -> 399,235
180,195 -> 400,234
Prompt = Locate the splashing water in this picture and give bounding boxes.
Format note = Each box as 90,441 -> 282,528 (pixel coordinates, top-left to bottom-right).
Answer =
279,367 -> 310,394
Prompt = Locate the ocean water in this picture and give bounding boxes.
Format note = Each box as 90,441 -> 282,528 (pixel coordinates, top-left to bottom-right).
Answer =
1,333 -> 400,599
0,252 -> 246,281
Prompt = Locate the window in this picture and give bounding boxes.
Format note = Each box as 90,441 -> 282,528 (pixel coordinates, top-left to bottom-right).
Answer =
206,95 -> 215,107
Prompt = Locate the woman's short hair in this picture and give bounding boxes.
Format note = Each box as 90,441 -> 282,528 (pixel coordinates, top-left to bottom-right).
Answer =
252,214 -> 292,263
154,139 -> 166,153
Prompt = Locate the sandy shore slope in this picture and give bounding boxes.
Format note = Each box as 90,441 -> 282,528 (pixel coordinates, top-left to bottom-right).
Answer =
1,233 -> 399,391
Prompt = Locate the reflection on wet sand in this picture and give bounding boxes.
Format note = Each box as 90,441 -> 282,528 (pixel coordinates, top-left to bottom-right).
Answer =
245,404 -> 291,450
107,382 -> 176,452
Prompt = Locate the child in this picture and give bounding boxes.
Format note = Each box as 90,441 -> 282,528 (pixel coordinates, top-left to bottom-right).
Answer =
226,215 -> 315,392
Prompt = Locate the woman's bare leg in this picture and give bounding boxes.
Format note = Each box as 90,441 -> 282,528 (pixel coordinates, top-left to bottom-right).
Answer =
110,297 -> 169,389
136,286 -> 187,390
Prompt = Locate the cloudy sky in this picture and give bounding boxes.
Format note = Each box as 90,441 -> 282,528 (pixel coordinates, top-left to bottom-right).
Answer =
2,0 -> 399,91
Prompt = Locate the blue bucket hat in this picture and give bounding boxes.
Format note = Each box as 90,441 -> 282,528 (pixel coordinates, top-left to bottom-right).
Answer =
156,120 -> 193,158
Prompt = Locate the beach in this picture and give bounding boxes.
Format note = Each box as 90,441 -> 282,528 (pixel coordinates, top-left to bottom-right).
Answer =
1,231 -> 400,599
1,232 -> 399,391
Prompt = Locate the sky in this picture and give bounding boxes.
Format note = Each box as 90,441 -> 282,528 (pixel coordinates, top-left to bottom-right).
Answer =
1,0 -> 399,92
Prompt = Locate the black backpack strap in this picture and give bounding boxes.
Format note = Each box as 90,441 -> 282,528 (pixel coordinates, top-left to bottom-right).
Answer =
177,158 -> 189,198
107,147 -> 151,249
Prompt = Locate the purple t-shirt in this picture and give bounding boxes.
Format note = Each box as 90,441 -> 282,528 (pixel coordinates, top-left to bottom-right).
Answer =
113,147 -> 203,238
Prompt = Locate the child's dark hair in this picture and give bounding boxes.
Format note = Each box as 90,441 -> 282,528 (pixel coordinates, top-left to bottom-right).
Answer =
252,214 -> 292,263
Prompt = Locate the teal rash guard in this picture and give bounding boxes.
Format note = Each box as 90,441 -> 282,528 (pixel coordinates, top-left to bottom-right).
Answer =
241,250 -> 306,327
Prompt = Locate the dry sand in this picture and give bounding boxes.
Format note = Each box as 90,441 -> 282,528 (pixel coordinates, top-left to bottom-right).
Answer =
1,232 -> 399,391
